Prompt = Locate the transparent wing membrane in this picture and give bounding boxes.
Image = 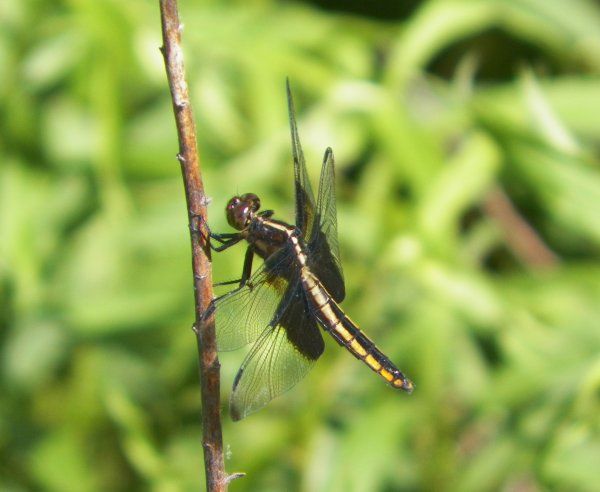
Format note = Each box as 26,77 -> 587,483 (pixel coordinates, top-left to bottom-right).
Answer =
287,80 -> 317,240
212,249 -> 294,351
309,148 -> 345,302
229,286 -> 324,420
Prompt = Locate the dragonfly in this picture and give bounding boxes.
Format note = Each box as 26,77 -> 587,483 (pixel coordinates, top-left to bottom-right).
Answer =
204,81 -> 414,420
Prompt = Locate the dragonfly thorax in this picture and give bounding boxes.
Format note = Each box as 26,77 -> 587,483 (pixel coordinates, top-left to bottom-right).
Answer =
226,193 -> 261,230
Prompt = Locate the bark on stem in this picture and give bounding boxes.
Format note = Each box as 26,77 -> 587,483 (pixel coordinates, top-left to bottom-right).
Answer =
158,1 -> 226,490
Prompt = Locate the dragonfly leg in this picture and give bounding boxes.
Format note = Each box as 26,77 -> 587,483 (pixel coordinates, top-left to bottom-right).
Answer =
216,247 -> 254,289
188,212 -> 243,252
202,247 -> 255,320
214,278 -> 242,287
210,233 -> 244,252
188,212 -> 210,236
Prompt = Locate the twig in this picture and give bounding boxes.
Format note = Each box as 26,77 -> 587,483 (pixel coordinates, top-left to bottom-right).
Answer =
158,1 -> 226,490
483,186 -> 559,268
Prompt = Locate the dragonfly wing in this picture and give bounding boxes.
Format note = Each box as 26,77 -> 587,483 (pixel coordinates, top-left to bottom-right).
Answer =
308,147 -> 345,302
229,282 -> 324,420
287,80 -> 317,239
211,248 -> 295,351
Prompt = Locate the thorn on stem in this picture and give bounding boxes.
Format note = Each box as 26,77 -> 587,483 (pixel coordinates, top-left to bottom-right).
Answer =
224,473 -> 246,485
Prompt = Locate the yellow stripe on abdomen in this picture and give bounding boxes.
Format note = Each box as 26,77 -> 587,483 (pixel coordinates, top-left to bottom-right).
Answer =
301,268 -> 413,393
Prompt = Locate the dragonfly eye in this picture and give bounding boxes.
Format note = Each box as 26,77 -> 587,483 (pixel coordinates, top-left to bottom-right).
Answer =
241,193 -> 261,212
226,193 -> 261,230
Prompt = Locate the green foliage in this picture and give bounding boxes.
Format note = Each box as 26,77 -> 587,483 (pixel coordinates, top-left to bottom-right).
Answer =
1,0 -> 599,490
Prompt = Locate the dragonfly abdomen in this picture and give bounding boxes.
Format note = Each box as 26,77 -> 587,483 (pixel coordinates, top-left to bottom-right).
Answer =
300,268 -> 414,393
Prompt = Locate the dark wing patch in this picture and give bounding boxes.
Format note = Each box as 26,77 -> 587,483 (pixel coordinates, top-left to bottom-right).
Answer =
279,287 -> 325,360
229,284 -> 324,420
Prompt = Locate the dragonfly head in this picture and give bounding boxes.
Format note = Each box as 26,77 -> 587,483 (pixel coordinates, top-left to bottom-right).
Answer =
226,193 -> 261,230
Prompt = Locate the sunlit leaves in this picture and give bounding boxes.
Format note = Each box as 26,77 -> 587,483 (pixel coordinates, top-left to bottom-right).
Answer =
1,0 -> 599,491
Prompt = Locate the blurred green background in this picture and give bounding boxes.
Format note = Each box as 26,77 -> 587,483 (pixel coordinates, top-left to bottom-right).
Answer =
1,0 -> 599,490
